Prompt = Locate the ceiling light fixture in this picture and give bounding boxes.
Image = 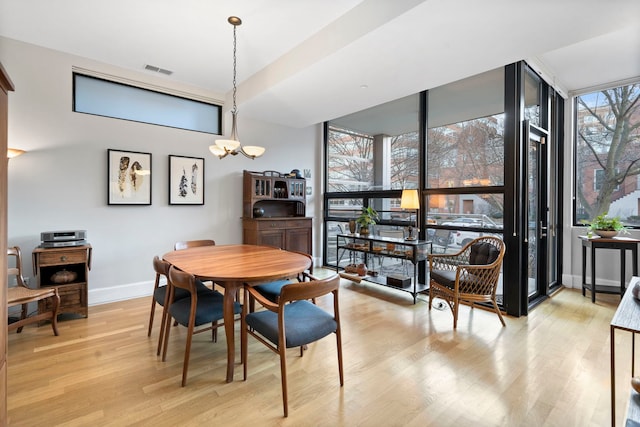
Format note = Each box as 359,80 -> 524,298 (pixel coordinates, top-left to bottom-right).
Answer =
210,16 -> 265,160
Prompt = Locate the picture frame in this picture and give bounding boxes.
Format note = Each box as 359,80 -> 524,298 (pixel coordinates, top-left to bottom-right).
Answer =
168,155 -> 205,205
108,149 -> 152,205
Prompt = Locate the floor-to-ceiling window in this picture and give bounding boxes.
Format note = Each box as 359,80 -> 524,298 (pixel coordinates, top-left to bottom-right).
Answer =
323,61 -> 563,316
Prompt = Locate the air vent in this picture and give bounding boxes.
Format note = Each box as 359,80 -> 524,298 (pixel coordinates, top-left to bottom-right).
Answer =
144,64 -> 173,76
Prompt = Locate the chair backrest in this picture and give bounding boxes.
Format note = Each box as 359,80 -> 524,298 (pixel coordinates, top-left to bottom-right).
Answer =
279,274 -> 340,305
153,255 -> 171,278
463,236 -> 504,266
168,265 -> 197,295
7,246 -> 27,288
174,239 -> 216,251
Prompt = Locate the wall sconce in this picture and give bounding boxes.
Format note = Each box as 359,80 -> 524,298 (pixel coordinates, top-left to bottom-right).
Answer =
400,189 -> 420,240
7,148 -> 25,159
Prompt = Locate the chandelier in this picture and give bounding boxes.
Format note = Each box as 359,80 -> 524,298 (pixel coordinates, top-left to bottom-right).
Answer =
210,16 -> 265,159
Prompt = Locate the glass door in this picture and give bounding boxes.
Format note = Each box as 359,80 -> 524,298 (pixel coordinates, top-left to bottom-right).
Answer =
525,122 -> 548,298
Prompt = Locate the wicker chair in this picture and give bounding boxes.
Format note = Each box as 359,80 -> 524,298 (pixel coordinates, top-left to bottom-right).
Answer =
7,246 -> 60,336
428,236 -> 506,329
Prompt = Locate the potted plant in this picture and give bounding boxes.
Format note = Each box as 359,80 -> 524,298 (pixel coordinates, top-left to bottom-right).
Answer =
583,213 -> 628,238
356,206 -> 379,235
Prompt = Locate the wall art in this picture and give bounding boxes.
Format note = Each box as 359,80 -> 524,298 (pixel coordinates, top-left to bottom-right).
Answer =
169,155 -> 204,205
108,149 -> 152,205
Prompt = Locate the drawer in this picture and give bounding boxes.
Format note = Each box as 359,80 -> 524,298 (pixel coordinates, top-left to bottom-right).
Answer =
285,219 -> 311,229
37,249 -> 87,266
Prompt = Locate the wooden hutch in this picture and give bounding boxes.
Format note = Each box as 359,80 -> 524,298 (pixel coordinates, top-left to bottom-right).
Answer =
242,170 -> 311,255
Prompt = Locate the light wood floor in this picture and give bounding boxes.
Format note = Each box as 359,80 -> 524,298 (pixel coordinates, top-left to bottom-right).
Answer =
7,273 -> 633,426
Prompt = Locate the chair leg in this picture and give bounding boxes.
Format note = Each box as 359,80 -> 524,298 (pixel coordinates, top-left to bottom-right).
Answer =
492,300 -> 506,327
242,289 -> 248,378
157,303 -> 169,356
147,298 -> 156,337
161,312 -> 172,362
50,293 -> 60,336
212,321 -> 218,342
279,345 -> 289,417
452,297 -> 459,329
17,303 -> 28,333
181,322 -> 195,387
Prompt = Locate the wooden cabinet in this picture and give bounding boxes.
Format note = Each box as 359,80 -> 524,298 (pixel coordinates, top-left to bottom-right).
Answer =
242,170 -> 311,255
33,245 -> 92,318
243,218 -> 312,255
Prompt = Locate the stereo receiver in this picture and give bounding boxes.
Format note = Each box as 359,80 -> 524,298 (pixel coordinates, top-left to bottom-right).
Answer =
40,230 -> 87,248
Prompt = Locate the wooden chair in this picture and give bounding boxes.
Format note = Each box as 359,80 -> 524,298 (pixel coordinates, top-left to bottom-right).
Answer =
428,236 -> 506,329
7,246 -> 60,336
250,251 -> 314,310
163,265 -> 242,386
148,256 -> 218,355
173,239 -> 216,251
242,274 -> 343,417
431,229 -> 453,253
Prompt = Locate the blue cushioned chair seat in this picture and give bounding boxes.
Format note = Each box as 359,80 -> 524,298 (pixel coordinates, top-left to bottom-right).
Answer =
169,292 -> 241,327
246,300 -> 337,348
253,280 -> 291,302
154,279 -> 216,305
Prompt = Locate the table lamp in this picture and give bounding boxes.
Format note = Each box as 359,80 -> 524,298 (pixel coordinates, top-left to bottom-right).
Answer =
400,189 -> 420,240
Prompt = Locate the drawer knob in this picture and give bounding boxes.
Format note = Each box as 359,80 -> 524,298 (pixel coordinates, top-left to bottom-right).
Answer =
61,256 -> 67,262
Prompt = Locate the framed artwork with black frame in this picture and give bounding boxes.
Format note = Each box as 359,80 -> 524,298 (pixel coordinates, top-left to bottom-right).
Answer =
107,149 -> 152,205
168,155 -> 205,205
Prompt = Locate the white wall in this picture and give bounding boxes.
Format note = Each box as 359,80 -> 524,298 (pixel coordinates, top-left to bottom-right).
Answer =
1,37 -> 322,305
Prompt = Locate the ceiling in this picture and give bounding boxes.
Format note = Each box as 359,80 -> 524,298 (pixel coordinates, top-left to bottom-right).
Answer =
1,0 -> 639,130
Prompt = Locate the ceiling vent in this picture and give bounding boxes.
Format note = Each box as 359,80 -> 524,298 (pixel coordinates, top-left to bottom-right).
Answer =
144,64 -> 173,76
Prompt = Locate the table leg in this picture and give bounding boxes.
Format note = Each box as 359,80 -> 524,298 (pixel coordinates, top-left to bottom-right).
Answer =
582,244 -> 587,297
223,281 -> 241,383
591,246 -> 596,303
621,248 -> 626,298
611,325 -> 616,427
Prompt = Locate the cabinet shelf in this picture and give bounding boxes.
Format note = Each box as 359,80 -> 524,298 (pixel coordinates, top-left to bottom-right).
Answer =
336,234 -> 431,303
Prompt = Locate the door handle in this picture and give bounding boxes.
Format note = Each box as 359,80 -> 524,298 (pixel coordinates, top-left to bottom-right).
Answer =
539,221 -> 548,239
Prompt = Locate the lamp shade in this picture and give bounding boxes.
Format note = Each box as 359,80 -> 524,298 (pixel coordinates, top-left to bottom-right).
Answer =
400,189 -> 420,209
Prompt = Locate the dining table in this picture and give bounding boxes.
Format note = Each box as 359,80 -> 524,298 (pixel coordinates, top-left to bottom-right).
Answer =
162,244 -> 312,382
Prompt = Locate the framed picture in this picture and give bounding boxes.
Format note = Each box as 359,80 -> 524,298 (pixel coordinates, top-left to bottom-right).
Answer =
107,149 -> 152,205
169,155 -> 205,205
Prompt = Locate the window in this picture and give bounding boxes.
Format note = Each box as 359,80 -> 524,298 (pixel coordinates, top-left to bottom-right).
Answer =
73,73 -> 221,134
574,83 -> 640,225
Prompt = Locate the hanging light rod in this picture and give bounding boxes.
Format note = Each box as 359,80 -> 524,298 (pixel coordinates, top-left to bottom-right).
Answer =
210,16 -> 265,160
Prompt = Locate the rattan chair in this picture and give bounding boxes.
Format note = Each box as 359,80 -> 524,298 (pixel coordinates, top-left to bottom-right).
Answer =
7,246 -> 60,336
428,236 -> 506,329
163,265 -> 242,386
241,274 -> 343,417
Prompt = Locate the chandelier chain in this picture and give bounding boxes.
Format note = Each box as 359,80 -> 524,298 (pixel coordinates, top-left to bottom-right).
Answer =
231,24 -> 237,114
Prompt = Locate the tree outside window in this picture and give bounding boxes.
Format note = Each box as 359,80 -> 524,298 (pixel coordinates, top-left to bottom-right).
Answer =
575,84 -> 640,224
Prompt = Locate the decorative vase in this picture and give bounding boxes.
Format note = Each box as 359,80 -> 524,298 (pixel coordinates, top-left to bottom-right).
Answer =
348,219 -> 356,234
594,229 -> 618,238
356,263 -> 367,276
359,226 -> 369,236
51,269 -> 77,284
253,207 -> 265,218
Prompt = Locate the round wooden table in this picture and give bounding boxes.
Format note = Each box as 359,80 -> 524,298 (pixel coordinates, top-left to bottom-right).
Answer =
163,244 -> 312,382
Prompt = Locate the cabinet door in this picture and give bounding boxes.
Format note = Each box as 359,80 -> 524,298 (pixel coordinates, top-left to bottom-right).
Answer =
286,227 -> 312,255
258,229 -> 286,250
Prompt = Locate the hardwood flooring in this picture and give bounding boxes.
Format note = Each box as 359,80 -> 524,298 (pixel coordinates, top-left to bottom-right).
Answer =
6,272 -> 632,426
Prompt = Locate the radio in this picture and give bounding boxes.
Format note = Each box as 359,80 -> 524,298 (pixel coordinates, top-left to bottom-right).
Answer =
40,230 -> 87,248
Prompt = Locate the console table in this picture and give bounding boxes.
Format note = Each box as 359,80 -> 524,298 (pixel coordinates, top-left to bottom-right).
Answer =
610,276 -> 640,427
336,233 -> 431,303
580,235 -> 640,303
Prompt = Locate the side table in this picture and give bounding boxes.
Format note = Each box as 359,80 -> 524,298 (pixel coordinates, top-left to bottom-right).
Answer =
580,236 -> 640,303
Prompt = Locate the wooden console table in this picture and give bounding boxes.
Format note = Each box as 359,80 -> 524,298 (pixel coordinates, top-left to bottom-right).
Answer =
336,233 -> 431,303
610,276 -> 640,427
580,236 -> 640,303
